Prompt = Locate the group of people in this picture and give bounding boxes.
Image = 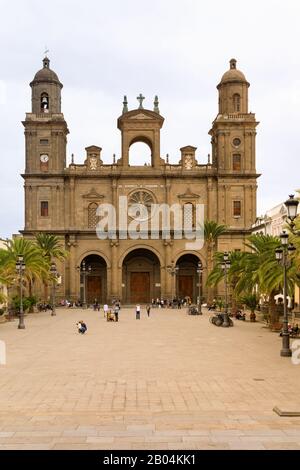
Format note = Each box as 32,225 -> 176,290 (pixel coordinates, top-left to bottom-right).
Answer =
279,323 -> 299,337
151,297 -> 191,309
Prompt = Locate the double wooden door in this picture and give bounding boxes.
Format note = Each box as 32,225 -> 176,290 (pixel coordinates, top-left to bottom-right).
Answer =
130,272 -> 150,303
87,276 -> 102,303
178,275 -> 194,300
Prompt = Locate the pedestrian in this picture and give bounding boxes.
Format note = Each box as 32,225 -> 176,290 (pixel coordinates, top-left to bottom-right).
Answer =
146,304 -> 151,317
76,320 -> 87,334
136,304 -> 141,319
103,303 -> 109,318
114,304 -> 119,322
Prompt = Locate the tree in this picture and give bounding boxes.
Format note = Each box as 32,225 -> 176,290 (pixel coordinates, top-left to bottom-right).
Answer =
0,238 -> 48,304
207,250 -> 245,313
34,233 -> 68,300
204,220 -> 227,301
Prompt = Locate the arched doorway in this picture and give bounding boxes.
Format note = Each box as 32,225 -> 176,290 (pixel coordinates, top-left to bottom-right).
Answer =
80,254 -> 107,304
176,254 -> 201,303
122,248 -> 160,303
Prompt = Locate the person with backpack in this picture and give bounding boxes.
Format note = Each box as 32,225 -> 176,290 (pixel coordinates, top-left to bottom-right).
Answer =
76,321 -> 87,334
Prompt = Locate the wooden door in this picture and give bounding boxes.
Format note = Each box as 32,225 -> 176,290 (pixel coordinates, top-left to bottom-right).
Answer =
87,276 -> 101,304
130,272 -> 150,303
178,275 -> 193,300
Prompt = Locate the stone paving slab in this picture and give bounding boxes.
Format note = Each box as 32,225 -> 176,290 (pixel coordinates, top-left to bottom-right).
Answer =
0,307 -> 300,449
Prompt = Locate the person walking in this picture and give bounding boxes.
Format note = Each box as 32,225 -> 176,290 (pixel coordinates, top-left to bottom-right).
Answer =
136,304 -> 141,319
114,304 -> 119,322
146,304 -> 151,317
103,303 -> 109,319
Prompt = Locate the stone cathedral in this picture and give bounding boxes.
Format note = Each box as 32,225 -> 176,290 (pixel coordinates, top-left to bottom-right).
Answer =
22,57 -> 259,304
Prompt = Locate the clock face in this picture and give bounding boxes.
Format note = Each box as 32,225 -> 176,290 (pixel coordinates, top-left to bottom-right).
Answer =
40,154 -> 49,163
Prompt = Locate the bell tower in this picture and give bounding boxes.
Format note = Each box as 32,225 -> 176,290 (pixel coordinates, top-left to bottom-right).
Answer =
22,56 -> 69,232
209,59 -> 259,230
23,56 -> 69,174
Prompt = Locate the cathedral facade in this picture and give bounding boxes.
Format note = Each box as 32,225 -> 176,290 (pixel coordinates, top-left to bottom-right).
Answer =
22,57 -> 259,304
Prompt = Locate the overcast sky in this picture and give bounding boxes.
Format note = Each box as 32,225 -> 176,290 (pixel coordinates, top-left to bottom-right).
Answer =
1,0 -> 300,238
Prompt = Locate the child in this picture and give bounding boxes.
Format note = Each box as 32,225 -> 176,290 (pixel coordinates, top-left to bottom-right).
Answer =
77,321 -> 87,334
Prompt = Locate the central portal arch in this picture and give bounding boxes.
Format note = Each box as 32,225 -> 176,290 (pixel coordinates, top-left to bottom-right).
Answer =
122,248 -> 161,304
80,254 -> 107,304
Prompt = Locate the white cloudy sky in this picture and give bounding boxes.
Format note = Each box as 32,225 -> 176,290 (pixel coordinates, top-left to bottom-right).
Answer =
0,0 -> 300,238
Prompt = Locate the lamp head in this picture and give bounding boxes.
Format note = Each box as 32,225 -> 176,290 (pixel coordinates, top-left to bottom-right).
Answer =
275,247 -> 283,261
285,194 -> 299,221
280,231 -> 289,245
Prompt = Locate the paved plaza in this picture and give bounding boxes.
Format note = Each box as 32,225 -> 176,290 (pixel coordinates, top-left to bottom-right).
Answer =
0,306 -> 300,450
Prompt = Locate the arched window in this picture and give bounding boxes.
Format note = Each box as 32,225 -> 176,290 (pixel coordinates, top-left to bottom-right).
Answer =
183,203 -> 196,230
88,202 -> 99,228
233,94 -> 241,112
41,93 -> 49,112
129,141 -> 152,166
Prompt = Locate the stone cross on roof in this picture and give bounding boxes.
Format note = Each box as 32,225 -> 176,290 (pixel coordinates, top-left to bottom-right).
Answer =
137,93 -> 145,109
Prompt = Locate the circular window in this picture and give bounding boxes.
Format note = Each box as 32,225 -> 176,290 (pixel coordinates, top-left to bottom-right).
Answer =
233,138 -> 241,148
129,190 -> 155,221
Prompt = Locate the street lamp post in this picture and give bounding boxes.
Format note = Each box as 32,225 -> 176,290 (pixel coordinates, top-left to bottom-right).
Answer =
275,231 -> 296,357
50,262 -> 58,316
78,261 -> 92,309
221,252 -> 231,328
16,254 -> 26,329
196,261 -> 203,314
166,261 -> 179,303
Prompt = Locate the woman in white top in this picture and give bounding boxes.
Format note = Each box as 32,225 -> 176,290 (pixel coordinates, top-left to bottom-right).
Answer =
103,303 -> 109,318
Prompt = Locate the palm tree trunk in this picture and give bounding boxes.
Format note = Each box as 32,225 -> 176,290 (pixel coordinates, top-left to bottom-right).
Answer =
269,290 -> 279,327
28,280 -> 34,313
44,282 -> 48,302
206,247 -> 214,302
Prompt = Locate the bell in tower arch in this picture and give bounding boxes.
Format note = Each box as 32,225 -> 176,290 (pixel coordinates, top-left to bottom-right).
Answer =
41,93 -> 49,112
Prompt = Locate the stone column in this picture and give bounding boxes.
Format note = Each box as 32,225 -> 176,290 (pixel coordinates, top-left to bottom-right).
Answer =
163,240 -> 173,299
69,177 -> 75,229
110,241 -> 119,302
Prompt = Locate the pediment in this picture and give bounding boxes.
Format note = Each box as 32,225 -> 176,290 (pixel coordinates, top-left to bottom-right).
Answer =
82,188 -> 104,199
180,145 -> 197,152
118,109 -> 164,129
178,187 -> 201,199
128,113 -> 153,120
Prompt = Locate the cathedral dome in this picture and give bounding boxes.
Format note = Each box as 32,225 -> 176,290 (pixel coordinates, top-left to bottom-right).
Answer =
30,57 -> 62,87
219,58 -> 248,84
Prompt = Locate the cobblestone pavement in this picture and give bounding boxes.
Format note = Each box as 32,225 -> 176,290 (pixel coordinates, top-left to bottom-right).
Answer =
0,306 -> 300,450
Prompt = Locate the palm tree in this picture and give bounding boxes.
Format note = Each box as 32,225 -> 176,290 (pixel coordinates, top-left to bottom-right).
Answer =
207,250 -> 245,313
34,233 -> 68,301
1,238 -> 48,306
204,220 -> 227,301
207,233 -> 299,327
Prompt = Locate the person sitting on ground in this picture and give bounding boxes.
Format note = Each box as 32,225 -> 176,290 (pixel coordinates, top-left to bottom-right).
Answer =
76,321 -> 87,334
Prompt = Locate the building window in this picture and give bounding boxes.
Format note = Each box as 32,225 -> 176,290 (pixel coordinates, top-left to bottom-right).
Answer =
233,137 -> 241,148
233,201 -> 241,217
41,201 -> 49,217
40,139 -> 49,145
88,202 -> 99,228
233,93 -> 241,112
183,202 -> 196,228
233,154 -> 241,171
